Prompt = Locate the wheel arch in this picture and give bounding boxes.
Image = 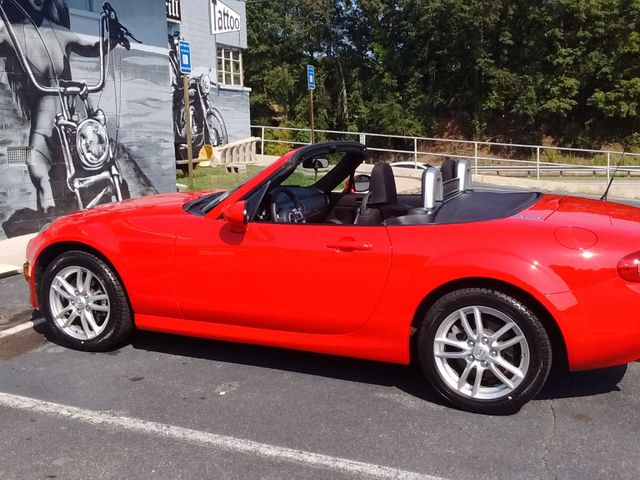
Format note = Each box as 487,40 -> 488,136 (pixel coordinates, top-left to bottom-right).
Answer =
410,277 -> 568,372
33,241 -> 130,309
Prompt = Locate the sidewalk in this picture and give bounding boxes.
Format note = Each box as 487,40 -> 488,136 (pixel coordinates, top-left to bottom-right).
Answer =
0,233 -> 35,279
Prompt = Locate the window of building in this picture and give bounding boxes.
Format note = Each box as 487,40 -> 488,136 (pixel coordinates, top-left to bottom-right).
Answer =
217,46 -> 243,87
68,0 -> 97,11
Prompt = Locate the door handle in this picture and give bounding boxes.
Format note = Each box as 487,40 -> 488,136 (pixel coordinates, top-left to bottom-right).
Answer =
325,237 -> 373,251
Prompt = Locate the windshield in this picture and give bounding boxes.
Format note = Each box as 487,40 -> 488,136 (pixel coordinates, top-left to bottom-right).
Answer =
183,164 -> 270,215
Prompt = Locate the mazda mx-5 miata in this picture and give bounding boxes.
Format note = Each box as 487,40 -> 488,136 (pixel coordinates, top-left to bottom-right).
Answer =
24,142 -> 640,414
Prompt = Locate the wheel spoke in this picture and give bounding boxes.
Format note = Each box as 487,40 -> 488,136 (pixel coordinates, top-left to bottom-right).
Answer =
472,307 -> 484,339
83,270 -> 93,294
494,355 -> 525,379
79,310 -> 92,338
84,310 -> 99,334
435,350 -> 469,359
457,362 -> 474,390
52,284 -> 74,301
489,363 -> 515,390
471,365 -> 484,397
458,310 -> 474,339
88,303 -> 109,312
435,337 -> 468,351
54,304 -> 74,320
57,277 -> 76,296
88,294 -> 108,302
75,268 -> 84,292
491,322 -> 515,342
496,335 -> 525,351
62,309 -> 79,328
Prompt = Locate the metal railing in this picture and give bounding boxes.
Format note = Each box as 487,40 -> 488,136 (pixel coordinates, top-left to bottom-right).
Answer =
252,125 -> 640,185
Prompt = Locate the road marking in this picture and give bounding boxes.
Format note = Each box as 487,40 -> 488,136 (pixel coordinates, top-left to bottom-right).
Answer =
0,392 -> 443,480
0,319 -> 44,340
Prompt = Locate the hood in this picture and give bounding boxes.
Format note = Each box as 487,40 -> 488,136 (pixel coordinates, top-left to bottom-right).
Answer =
46,192 -> 213,235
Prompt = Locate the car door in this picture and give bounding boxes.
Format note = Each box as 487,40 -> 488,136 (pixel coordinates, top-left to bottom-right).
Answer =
173,218 -> 392,335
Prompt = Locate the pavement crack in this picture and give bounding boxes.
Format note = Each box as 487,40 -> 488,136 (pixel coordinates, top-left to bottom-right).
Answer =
541,400 -> 558,479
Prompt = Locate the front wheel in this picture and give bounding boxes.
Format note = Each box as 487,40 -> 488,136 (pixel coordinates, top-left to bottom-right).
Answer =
418,288 -> 552,414
42,251 -> 133,351
206,109 -> 228,146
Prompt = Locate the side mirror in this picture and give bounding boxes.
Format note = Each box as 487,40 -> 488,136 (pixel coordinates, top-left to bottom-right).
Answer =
353,174 -> 370,193
223,200 -> 248,233
302,158 -> 329,170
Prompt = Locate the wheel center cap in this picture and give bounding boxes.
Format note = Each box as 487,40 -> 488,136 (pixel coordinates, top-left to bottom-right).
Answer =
76,297 -> 87,309
472,345 -> 488,361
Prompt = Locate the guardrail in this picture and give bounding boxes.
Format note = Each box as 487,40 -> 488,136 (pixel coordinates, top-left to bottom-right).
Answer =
251,125 -> 640,185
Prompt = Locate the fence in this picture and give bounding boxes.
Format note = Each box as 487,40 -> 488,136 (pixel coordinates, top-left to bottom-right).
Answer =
251,125 -> 640,185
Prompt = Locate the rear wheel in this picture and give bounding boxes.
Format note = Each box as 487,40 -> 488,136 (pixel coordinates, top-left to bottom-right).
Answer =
418,288 -> 552,414
42,251 -> 133,351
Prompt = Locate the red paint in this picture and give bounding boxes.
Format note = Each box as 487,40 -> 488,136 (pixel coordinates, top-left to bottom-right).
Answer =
25,148 -> 640,372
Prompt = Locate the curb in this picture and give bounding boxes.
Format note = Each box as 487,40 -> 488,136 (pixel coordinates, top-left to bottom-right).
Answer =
0,265 -> 21,279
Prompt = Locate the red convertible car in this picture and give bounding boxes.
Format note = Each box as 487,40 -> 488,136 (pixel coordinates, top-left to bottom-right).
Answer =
24,142 -> 640,414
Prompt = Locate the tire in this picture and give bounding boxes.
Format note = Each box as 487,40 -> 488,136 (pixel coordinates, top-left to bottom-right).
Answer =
418,288 -> 552,415
42,250 -> 133,351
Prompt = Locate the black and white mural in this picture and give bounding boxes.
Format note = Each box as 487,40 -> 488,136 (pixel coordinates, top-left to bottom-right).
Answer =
168,32 -> 228,170
0,0 -> 175,238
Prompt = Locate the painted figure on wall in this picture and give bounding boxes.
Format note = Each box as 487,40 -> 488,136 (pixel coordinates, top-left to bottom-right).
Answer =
168,32 -> 227,172
0,0 -> 138,213
0,0 -> 172,239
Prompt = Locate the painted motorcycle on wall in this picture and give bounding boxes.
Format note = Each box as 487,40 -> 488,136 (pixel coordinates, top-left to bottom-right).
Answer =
0,1 -> 139,210
169,33 -> 228,173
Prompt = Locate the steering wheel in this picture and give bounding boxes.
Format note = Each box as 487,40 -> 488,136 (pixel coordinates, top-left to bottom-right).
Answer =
270,188 -> 306,224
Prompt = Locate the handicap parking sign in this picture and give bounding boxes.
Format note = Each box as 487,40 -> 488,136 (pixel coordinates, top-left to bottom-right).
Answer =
179,41 -> 191,74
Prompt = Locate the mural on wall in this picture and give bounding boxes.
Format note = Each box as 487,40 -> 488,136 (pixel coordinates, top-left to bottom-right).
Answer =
0,0 -> 175,239
168,32 -> 228,171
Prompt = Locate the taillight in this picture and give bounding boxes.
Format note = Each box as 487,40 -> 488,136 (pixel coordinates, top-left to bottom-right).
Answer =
617,251 -> 640,282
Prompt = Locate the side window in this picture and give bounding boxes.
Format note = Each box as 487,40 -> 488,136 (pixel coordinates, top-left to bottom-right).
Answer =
280,152 -> 346,188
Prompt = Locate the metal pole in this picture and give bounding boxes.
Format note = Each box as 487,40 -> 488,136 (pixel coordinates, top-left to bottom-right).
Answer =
607,152 -> 611,185
414,137 -> 418,166
536,146 -> 540,181
309,89 -> 315,144
183,73 -> 194,191
261,126 -> 265,155
473,142 -> 478,174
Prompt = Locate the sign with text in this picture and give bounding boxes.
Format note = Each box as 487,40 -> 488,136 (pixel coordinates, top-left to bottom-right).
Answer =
210,0 -> 241,35
166,0 -> 181,23
307,65 -> 315,90
179,41 -> 191,74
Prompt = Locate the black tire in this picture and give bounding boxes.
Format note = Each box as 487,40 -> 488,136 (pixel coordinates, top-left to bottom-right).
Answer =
418,288 -> 552,415
41,250 -> 133,351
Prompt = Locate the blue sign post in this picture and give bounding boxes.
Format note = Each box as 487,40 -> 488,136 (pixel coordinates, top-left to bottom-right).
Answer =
307,65 -> 315,90
179,41 -> 192,74
307,65 -> 315,143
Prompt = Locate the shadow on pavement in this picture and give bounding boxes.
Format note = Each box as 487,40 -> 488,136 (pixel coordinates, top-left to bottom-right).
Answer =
538,365 -> 627,399
130,330 -> 629,408
130,330 -> 449,408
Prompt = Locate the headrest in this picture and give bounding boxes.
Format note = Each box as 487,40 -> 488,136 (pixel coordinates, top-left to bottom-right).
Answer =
441,158 -> 458,182
368,162 -> 397,204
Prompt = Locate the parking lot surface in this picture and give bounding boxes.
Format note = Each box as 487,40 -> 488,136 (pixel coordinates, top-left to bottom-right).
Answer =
0,274 -> 639,480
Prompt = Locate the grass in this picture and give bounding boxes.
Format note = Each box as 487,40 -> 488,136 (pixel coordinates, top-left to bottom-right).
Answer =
176,162 -> 347,192
177,165 -> 265,191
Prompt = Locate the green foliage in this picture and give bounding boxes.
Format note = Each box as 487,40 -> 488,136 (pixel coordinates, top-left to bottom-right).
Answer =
246,0 -> 640,146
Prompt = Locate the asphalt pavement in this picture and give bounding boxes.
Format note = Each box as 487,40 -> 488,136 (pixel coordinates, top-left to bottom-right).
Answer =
0,275 -> 639,480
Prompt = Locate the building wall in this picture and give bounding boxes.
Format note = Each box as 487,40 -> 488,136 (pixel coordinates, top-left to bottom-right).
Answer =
0,0 -> 175,239
169,0 -> 251,144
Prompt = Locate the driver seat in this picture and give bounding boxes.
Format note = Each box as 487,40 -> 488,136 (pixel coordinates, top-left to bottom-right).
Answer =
355,163 -> 408,225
